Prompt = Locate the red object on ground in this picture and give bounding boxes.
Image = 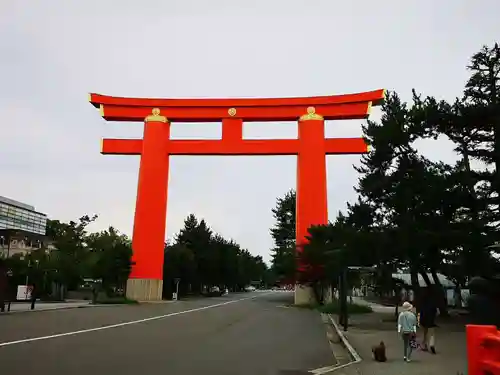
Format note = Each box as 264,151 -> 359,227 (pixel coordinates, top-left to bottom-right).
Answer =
466,325 -> 500,375
89,90 -> 385,282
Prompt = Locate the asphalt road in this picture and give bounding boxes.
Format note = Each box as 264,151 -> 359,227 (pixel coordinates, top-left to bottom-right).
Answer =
0,291 -> 334,375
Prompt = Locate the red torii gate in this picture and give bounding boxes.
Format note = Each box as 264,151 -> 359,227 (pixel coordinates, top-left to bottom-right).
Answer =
89,89 -> 385,302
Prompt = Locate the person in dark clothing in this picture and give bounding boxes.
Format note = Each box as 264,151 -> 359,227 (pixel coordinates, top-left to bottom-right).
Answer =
0,262 -> 6,313
419,287 -> 438,354
468,277 -> 498,328
30,284 -> 37,310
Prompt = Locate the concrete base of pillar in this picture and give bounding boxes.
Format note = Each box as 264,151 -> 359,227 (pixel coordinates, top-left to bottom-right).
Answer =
126,278 -> 163,302
294,284 -> 315,305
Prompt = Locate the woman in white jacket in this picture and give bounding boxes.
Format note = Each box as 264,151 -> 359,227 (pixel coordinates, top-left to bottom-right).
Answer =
398,301 -> 418,362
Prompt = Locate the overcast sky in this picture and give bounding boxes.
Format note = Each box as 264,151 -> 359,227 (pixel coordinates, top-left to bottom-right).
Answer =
1,0 -> 499,263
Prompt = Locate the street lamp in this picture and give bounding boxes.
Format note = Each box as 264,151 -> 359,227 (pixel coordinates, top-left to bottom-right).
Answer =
19,255 -> 38,291
339,267 -> 348,331
20,255 -> 39,310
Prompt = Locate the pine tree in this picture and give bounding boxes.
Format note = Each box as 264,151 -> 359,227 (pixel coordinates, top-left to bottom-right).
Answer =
164,214 -> 269,297
464,43 -> 500,211
269,190 -> 296,284
413,43 -> 500,278
355,91 -> 447,307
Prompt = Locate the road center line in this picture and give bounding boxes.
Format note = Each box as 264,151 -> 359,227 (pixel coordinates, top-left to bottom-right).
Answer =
0,293 -> 269,348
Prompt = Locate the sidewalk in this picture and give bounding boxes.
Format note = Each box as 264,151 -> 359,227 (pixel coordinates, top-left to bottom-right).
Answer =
335,300 -> 467,375
2,300 -> 92,314
352,296 -> 396,313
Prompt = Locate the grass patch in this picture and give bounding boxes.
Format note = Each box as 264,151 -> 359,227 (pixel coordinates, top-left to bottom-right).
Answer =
318,301 -> 373,314
291,300 -> 373,314
94,297 -> 138,305
292,303 -> 319,309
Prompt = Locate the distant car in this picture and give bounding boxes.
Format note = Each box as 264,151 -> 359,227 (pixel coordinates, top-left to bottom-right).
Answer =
203,286 -> 223,297
245,286 -> 256,292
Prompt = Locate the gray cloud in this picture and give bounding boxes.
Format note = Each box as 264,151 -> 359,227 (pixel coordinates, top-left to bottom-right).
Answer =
1,0 -> 499,263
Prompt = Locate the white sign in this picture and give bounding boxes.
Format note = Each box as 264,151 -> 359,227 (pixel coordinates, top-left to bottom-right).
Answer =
16,285 -> 32,301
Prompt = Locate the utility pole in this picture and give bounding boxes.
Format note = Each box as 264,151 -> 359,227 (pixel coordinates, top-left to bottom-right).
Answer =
173,278 -> 180,301
339,267 -> 348,331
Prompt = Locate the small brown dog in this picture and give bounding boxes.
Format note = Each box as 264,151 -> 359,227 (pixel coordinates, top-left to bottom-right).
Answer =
372,341 -> 387,362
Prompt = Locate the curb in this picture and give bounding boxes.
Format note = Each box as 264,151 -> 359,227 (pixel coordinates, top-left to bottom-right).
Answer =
0,303 -> 128,315
327,314 -> 362,371
309,314 -> 363,375
328,314 -> 362,363
1,304 -> 91,315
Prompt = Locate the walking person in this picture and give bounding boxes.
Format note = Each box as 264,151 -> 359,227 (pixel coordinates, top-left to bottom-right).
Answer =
398,301 -> 418,362
419,288 -> 438,354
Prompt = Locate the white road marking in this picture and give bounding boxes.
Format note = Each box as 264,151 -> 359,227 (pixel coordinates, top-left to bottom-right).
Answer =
0,293 -> 270,348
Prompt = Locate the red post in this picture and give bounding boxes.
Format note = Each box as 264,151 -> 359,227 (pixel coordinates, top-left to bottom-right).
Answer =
467,324 -> 500,375
127,108 -> 170,301
295,107 -> 328,302
222,117 -> 243,142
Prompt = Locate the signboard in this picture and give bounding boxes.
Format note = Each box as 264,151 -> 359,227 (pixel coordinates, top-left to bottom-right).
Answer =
16,285 -> 33,301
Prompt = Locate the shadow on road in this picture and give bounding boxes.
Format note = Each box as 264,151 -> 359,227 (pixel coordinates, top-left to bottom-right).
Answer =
259,291 -> 295,305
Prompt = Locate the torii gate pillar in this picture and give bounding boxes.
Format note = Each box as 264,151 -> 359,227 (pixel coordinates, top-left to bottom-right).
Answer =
294,111 -> 328,304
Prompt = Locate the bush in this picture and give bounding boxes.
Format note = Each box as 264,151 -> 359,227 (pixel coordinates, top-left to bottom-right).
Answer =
292,300 -> 373,314
94,296 -> 138,305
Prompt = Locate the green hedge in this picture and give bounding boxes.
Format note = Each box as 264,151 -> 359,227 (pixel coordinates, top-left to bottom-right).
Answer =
94,297 -> 138,305
293,300 -> 373,314
317,300 -> 373,314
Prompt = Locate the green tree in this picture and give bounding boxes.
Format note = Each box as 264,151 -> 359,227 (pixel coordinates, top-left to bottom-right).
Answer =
86,226 -> 132,295
355,92 -> 432,296
46,215 -> 97,291
163,242 -> 196,298
411,43 -> 500,280
269,190 -> 296,284
296,43 -> 500,313
174,214 -> 213,293
163,214 -> 269,298
464,43 -> 500,177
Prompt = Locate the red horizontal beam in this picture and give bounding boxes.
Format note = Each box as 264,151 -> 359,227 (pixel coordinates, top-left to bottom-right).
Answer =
90,89 -> 385,109
95,102 -> 372,123
100,138 -> 368,156
102,139 -> 142,155
326,138 -> 368,154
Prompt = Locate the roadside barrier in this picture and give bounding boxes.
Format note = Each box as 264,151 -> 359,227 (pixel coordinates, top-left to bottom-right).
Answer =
467,325 -> 500,375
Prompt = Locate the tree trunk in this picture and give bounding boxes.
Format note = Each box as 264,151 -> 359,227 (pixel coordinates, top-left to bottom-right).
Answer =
430,269 -> 449,317
419,271 -> 433,287
410,267 -> 420,308
453,284 -> 462,308
393,285 -> 401,318
91,286 -> 98,304
312,282 -> 323,305
418,271 -> 434,312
